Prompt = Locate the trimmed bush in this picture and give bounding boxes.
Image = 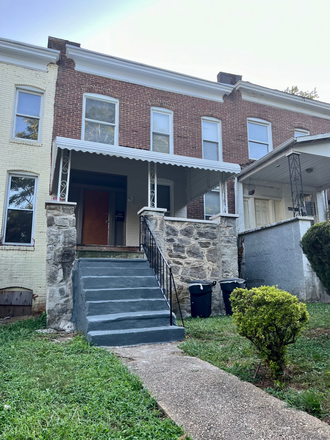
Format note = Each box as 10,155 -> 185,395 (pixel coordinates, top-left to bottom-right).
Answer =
300,220 -> 330,294
231,286 -> 309,377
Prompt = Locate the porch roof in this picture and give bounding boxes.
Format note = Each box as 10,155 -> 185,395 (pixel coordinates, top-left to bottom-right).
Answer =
52,137 -> 241,201
238,133 -> 330,191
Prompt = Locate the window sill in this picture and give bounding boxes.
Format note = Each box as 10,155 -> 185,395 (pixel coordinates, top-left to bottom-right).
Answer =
10,138 -> 42,147
0,244 -> 35,251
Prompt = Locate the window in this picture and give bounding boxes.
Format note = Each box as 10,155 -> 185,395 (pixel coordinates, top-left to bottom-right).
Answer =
247,119 -> 272,160
151,108 -> 173,154
82,94 -> 119,145
14,89 -> 43,141
202,118 -> 221,161
3,174 -> 37,245
204,188 -> 220,220
294,129 -> 310,138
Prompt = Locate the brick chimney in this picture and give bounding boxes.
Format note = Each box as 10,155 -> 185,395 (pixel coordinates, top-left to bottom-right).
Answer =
217,72 -> 242,85
47,37 -> 80,55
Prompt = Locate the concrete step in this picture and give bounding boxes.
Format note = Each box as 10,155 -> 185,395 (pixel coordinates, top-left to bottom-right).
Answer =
86,298 -> 168,315
86,311 -> 171,332
87,325 -> 185,346
78,258 -> 149,268
84,287 -> 164,301
82,275 -> 158,289
80,267 -> 154,277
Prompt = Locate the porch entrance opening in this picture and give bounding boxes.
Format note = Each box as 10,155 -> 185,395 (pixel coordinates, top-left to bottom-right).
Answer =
69,170 -> 127,246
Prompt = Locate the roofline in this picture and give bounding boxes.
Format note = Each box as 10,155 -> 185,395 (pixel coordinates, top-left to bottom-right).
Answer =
238,132 -> 330,180
235,81 -> 330,119
66,45 -> 233,103
0,38 -> 60,71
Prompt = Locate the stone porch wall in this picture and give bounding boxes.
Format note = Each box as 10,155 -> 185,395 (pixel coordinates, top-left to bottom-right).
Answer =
45,202 -> 77,330
140,208 -> 239,316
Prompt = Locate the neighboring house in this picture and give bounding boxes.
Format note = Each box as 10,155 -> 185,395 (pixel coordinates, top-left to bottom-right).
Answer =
0,39 -> 59,317
237,134 -> 330,303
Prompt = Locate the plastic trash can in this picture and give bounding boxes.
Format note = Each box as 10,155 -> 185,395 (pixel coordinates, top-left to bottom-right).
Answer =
189,280 -> 216,318
219,278 -> 246,315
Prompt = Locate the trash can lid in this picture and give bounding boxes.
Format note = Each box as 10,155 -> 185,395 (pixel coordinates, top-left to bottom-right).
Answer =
189,280 -> 216,286
219,278 -> 245,284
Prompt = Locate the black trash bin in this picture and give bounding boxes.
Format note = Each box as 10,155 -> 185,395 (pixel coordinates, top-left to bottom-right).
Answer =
220,278 -> 245,315
189,280 -> 216,318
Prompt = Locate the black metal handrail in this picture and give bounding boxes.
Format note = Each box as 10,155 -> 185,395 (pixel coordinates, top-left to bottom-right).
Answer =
139,216 -> 184,327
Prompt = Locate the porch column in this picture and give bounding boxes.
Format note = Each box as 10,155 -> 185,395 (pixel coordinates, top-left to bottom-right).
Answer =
235,180 -> 245,232
219,180 -> 228,214
287,152 -> 305,217
57,149 -> 72,202
148,162 -> 157,208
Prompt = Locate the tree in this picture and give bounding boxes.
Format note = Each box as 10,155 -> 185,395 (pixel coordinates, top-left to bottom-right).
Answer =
284,86 -> 319,100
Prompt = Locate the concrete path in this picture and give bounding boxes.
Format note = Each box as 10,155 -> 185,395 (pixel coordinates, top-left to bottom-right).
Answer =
111,343 -> 330,440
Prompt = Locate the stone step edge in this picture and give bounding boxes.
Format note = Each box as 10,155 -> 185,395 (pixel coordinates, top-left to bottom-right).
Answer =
86,299 -> 168,304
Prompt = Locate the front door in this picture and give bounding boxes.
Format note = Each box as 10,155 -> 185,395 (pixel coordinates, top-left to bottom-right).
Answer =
82,189 -> 109,245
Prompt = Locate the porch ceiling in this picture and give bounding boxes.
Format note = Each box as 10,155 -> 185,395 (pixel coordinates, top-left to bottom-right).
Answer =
238,134 -> 330,191
52,137 -> 241,201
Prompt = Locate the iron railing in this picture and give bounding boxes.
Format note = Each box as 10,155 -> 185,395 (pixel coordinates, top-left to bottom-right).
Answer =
139,216 -> 184,327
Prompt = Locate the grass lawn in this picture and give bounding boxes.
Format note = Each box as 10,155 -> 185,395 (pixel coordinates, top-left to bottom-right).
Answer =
179,303 -> 330,422
0,315 -> 188,440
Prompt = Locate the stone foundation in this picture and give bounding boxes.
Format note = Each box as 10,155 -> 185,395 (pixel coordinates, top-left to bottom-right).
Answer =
45,201 -> 77,331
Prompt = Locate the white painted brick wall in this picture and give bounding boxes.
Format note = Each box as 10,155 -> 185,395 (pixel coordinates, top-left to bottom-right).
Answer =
0,62 -> 58,312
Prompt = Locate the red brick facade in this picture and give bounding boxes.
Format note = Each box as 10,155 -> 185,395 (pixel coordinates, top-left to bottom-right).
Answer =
49,38 -> 330,217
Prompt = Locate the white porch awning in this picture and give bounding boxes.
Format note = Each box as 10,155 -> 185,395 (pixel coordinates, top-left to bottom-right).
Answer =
238,133 -> 330,191
52,137 -> 241,201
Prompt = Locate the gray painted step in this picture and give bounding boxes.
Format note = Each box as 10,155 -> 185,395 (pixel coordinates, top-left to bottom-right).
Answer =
80,267 -> 155,277
79,259 -> 149,268
84,287 -> 164,301
82,275 -> 158,289
86,298 -> 168,315
87,311 -> 171,331
87,325 -> 185,346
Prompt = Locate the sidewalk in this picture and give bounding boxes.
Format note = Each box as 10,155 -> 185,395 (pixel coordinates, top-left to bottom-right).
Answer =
111,343 -> 330,440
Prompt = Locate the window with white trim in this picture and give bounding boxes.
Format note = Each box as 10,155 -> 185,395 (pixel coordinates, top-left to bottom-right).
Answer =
204,187 -> 220,220
247,119 -> 272,160
82,94 -> 119,145
202,118 -> 221,161
3,174 -> 38,245
14,89 -> 43,141
151,108 -> 173,154
294,129 -> 310,138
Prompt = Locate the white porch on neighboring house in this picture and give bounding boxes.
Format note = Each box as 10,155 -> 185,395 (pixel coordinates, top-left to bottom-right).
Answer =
236,133 -> 330,233
51,136 -> 240,248
236,133 -> 330,301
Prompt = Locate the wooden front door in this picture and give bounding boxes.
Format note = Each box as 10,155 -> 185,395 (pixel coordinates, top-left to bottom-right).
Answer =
82,189 -> 109,245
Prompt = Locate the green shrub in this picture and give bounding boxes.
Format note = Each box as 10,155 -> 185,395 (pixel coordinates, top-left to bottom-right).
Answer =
231,286 -> 309,377
300,221 -> 330,294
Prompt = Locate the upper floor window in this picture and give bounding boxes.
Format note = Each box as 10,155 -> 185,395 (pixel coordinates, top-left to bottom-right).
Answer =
3,174 -> 38,245
294,129 -> 310,138
82,94 -> 119,145
202,118 -> 221,161
151,108 -> 173,154
247,119 -> 272,160
14,89 -> 43,141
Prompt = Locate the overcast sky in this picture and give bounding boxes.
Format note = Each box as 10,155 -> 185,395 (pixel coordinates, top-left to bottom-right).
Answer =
2,0 -> 330,102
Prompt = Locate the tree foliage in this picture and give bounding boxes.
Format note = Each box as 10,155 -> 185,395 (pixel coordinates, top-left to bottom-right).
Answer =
231,286 -> 309,377
284,86 -> 319,100
300,221 -> 330,294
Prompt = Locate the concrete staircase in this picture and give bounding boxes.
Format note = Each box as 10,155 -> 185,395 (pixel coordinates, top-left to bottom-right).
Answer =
72,258 -> 185,346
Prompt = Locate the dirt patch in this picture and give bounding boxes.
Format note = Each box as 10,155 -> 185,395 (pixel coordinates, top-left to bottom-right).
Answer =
307,328 -> 329,338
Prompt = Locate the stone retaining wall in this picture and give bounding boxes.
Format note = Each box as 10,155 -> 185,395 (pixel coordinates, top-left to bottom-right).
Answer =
45,202 -> 77,330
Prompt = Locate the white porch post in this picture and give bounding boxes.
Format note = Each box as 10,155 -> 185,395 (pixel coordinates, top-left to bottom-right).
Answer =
236,180 -> 245,232
148,162 -> 157,208
57,149 -> 71,202
219,180 -> 228,214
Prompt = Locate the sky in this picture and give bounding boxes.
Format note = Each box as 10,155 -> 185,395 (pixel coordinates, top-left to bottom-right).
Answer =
1,0 -> 330,102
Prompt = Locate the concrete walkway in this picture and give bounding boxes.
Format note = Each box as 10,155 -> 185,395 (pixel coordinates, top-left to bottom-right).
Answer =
111,343 -> 330,440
